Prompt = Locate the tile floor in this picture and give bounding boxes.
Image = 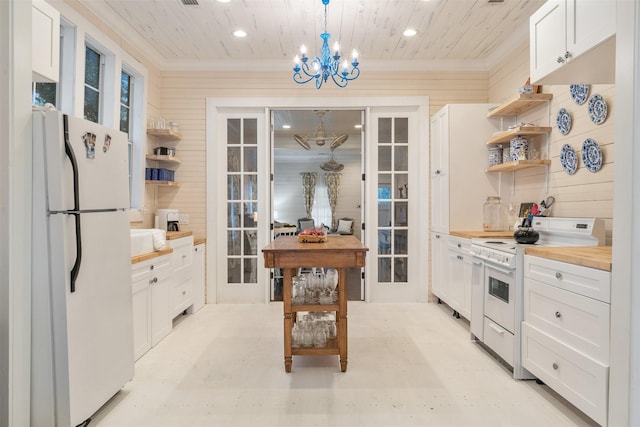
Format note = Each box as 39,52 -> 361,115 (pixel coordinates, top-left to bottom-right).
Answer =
92,302 -> 598,427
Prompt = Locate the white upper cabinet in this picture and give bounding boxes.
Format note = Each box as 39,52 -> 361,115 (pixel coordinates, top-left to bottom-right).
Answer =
530,0 -> 615,84
32,0 -> 60,83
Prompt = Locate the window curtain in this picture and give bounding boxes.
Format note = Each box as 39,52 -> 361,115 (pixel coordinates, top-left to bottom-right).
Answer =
324,172 -> 341,230
301,172 -> 317,219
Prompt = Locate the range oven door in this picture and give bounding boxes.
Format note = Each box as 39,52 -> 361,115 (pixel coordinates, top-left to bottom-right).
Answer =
483,262 -> 516,334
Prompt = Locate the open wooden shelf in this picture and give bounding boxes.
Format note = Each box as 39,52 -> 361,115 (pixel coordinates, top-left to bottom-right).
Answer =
145,180 -> 181,187
292,338 -> 339,356
487,93 -> 554,118
146,128 -> 182,141
145,154 -> 182,164
485,159 -> 551,172
486,126 -> 552,145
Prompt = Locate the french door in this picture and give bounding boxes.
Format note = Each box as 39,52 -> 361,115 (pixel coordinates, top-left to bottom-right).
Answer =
367,109 -> 421,302
216,111 -> 268,303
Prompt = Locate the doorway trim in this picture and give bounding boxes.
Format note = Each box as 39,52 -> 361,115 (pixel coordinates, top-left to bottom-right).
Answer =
206,96 -> 430,304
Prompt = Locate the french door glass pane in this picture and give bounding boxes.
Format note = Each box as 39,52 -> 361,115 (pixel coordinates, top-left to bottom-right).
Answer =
228,259 -> 241,283
227,202 -> 241,228
378,118 -> 392,143
228,147 -> 241,172
394,146 -> 408,171
378,258 -> 391,282
227,119 -> 241,144
227,231 -> 241,255
394,202 -> 408,226
244,147 -> 257,172
228,175 -> 241,200
244,231 -> 257,255
244,259 -> 257,283
395,174 -> 408,199
394,258 -> 408,282
378,230 -> 391,255
394,230 -> 408,254
243,174 -> 258,200
243,202 -> 257,227
394,118 -> 408,143
378,147 -> 391,171
243,119 -> 257,144
377,202 -> 391,227
378,174 -> 391,199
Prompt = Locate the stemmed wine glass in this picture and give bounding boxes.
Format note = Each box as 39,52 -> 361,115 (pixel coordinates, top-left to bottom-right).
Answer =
325,268 -> 339,303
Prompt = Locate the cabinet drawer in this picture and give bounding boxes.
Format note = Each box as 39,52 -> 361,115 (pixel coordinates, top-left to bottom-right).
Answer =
448,236 -> 471,253
172,243 -> 193,269
522,322 -> 608,426
524,278 -> 610,363
170,278 -> 193,319
483,317 -> 514,367
524,255 -> 611,303
131,256 -> 171,282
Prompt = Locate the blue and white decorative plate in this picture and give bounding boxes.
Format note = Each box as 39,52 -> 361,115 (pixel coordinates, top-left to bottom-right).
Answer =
581,138 -> 603,173
556,108 -> 572,135
560,144 -> 578,175
588,94 -> 608,125
570,84 -> 590,105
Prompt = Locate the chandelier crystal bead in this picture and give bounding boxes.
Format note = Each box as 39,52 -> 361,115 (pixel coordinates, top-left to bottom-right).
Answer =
292,0 -> 360,89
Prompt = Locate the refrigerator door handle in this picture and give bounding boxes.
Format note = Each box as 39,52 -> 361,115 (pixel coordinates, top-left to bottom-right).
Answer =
64,114 -> 82,292
69,212 -> 82,293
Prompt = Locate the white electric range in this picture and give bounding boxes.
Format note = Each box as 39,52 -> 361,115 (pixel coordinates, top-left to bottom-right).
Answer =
469,217 -> 605,379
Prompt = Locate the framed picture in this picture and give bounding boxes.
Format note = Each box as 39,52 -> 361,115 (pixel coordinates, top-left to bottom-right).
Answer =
519,202 -> 535,218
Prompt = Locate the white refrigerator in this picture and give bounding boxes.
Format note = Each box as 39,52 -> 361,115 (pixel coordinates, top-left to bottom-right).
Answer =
32,108 -> 134,426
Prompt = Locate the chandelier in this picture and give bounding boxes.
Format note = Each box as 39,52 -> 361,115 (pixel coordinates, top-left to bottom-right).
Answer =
292,0 -> 360,89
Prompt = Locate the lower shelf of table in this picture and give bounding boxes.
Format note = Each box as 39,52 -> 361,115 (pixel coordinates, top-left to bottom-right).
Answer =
291,338 -> 339,355
291,303 -> 339,312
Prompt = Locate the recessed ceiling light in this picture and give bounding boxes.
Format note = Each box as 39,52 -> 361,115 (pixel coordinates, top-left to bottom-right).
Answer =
282,125 -> 291,129
217,0 -> 231,3
403,29 -> 417,37
233,30 -> 247,38
354,124 -> 362,129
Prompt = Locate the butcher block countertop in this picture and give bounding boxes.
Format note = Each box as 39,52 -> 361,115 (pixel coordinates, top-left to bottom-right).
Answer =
194,237 -> 206,246
131,248 -> 173,264
166,230 -> 193,240
449,230 -> 514,239
525,246 -> 612,272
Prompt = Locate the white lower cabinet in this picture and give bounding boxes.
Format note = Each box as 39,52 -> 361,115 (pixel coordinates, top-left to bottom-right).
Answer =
522,255 -> 611,426
430,232 -> 449,303
192,243 -> 206,312
131,254 -> 172,361
446,236 -> 472,320
166,235 -> 194,319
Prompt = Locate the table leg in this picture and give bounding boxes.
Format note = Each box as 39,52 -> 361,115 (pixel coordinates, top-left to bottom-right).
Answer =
338,267 -> 348,372
283,268 -> 295,372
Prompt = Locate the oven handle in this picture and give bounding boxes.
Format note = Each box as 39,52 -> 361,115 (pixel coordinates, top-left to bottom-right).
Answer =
488,322 -> 505,335
485,263 -> 514,276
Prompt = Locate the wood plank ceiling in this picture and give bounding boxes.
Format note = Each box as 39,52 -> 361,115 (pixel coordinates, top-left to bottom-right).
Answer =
78,0 -> 545,71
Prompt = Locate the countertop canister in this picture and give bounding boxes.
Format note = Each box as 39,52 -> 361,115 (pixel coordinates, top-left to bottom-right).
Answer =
483,196 -> 507,231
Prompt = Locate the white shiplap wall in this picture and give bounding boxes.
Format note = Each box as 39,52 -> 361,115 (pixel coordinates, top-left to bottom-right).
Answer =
489,42 -> 615,243
152,70 -> 490,238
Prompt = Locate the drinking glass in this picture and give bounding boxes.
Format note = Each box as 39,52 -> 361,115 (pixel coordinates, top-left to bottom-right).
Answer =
313,328 -> 327,348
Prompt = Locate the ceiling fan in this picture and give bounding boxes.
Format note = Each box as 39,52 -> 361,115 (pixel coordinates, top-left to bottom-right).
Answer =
293,111 -> 349,150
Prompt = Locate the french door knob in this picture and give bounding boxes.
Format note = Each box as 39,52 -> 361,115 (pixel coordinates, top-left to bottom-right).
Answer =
555,311 -> 561,318
552,362 -> 559,370
557,56 -> 565,64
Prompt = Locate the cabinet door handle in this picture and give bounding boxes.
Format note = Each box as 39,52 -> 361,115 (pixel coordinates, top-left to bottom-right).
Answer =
435,234 -> 440,239
182,254 -> 187,259
555,272 -> 562,280
434,169 -> 441,175
457,255 -> 463,260
457,243 -> 461,248
557,56 -> 565,64
555,311 -> 562,319
552,362 -> 559,370
564,51 -> 572,59
149,277 -> 158,285
182,290 -> 186,295
150,264 -> 154,271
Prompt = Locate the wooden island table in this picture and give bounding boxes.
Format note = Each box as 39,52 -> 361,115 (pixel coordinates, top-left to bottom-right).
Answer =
262,235 -> 368,372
